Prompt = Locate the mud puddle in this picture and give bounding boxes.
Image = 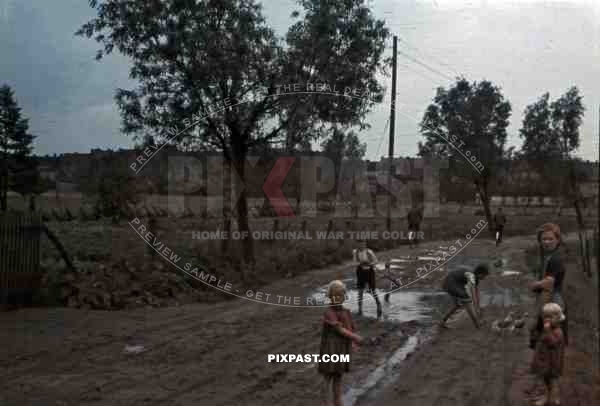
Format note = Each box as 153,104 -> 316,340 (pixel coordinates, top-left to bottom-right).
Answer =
309,252 -> 533,405
310,280 -> 440,405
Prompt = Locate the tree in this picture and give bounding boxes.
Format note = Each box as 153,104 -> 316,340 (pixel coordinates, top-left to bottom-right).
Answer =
0,84 -> 36,212
77,0 -> 390,270
518,87 -> 585,203
417,78 -> 511,232
518,87 -> 587,272
80,153 -> 141,223
519,93 -> 562,160
322,127 -> 366,166
10,163 -> 51,211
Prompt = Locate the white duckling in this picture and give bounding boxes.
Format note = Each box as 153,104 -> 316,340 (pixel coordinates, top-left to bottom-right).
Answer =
491,320 -> 502,334
512,312 -> 528,334
498,311 -> 515,329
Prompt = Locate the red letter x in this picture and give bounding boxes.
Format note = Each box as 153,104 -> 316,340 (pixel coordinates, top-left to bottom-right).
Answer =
263,157 -> 296,218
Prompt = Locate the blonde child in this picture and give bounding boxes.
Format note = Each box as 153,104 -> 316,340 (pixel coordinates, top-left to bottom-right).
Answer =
318,280 -> 364,406
530,303 -> 565,406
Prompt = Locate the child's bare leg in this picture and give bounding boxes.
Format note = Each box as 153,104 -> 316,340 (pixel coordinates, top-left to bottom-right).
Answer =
441,304 -> 459,326
533,378 -> 551,406
464,302 -> 481,328
525,375 -> 545,398
332,374 -> 343,406
357,289 -> 364,315
549,378 -> 560,405
320,375 -> 332,406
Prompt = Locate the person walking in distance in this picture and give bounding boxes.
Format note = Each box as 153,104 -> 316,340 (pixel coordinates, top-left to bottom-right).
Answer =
493,207 -> 506,245
407,205 -> 423,248
353,240 -> 382,318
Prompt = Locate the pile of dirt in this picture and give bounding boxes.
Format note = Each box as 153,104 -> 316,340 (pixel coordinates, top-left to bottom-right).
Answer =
40,260 -> 205,310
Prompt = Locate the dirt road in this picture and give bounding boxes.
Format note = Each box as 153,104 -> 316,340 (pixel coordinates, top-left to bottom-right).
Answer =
1,233 -> 598,406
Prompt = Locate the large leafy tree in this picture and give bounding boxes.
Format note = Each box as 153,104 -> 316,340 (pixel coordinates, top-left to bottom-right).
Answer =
0,84 -> 37,212
77,0 -> 390,269
518,87 -> 585,199
322,127 -> 366,164
519,93 -> 561,159
418,78 -> 511,231
80,151 -> 142,222
518,87 -> 587,272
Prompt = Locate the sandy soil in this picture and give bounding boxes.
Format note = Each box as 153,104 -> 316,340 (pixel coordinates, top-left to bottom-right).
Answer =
1,233 -> 599,406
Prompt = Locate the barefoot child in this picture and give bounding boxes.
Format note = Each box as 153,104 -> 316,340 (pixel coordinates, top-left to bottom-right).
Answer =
530,303 -> 565,406
319,280 -> 364,406
439,263 -> 489,329
353,240 -> 382,318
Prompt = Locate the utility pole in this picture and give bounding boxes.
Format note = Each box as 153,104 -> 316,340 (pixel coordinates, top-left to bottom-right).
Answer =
386,35 -> 397,239
597,104 -> 600,373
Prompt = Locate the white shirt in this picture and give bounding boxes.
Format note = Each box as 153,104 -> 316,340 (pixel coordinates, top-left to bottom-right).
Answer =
464,271 -> 476,299
353,248 -> 378,267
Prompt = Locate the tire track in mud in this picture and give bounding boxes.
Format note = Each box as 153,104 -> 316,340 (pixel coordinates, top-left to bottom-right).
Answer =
0,299 -> 269,380
1,298 -> 323,405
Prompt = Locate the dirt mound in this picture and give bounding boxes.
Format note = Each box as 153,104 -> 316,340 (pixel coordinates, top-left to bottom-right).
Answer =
40,260 -> 205,310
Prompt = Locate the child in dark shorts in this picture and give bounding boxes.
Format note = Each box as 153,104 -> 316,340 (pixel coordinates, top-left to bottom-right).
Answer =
319,280 -> 364,406
353,240 -> 382,318
439,263 -> 489,329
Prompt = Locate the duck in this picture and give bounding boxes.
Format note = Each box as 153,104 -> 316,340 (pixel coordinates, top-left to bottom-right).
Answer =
491,320 -> 502,334
512,312 -> 528,334
498,312 -> 515,329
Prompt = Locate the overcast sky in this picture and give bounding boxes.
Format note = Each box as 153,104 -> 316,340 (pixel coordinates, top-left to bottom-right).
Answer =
1,0 -> 598,161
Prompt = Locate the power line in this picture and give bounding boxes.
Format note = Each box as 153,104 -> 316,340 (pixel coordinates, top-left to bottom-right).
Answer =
397,37 -> 463,79
396,48 -> 455,82
384,36 -> 459,82
397,63 -> 446,84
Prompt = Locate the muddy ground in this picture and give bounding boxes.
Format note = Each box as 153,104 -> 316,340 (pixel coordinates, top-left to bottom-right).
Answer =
1,233 -> 599,406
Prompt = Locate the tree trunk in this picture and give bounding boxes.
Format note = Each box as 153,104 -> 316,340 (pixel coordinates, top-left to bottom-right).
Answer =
232,148 -> 254,276
569,161 -> 590,276
221,160 -> 232,256
574,197 -> 591,277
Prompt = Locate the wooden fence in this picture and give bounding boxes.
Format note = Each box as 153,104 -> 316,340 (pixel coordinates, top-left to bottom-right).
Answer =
0,211 -> 43,307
